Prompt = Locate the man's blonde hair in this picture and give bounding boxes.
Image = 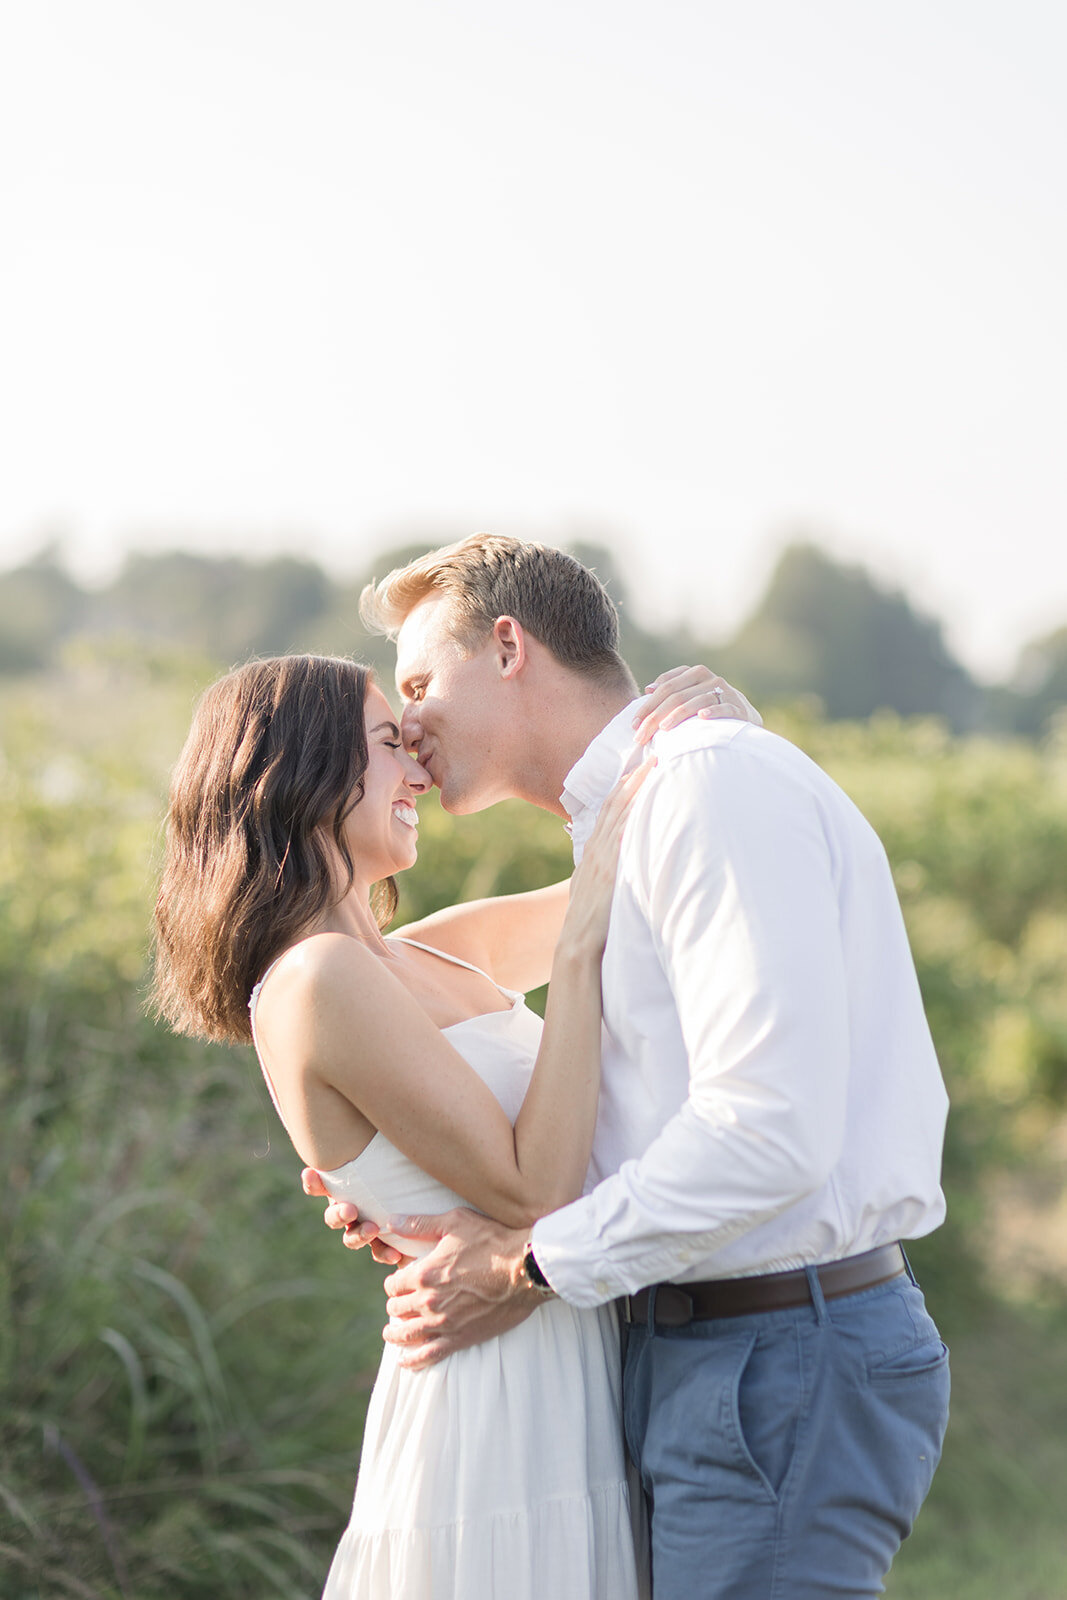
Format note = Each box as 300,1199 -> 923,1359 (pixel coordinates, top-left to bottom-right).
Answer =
360,534 -> 635,689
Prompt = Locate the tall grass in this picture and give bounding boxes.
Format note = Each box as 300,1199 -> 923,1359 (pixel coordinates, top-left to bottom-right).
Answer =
0,961 -> 391,1597
0,663 -> 388,1597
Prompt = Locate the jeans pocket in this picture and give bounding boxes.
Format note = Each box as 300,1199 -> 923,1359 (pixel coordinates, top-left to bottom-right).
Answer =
866,1337 -> 950,1383
726,1329 -> 801,1504
859,1333 -> 951,1528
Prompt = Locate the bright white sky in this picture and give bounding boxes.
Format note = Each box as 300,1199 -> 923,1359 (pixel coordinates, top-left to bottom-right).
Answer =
1,0 -> 1064,680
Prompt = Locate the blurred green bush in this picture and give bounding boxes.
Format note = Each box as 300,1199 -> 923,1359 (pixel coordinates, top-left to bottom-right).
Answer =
1,657 -> 1065,1596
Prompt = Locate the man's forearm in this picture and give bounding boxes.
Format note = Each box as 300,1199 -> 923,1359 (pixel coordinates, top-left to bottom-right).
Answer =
378,1209 -> 550,1370
531,1095 -> 832,1306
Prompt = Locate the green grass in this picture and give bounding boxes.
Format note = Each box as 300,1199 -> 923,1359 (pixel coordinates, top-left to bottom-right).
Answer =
886,1279 -> 1067,1599
0,1019 -> 389,1598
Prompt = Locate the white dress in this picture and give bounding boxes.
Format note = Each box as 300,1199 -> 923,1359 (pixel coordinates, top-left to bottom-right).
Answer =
249,939 -> 645,1600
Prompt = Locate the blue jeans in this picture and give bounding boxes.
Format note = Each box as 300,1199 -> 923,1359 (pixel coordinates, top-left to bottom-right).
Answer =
622,1270 -> 950,1599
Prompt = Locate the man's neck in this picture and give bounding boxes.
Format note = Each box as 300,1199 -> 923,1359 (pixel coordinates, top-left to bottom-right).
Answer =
516,682 -> 634,819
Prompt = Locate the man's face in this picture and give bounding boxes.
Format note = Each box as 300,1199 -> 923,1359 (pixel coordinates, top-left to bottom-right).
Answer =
394,594 -> 514,814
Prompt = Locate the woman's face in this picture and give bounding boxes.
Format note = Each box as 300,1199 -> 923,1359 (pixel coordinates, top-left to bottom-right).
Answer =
342,684 -> 430,884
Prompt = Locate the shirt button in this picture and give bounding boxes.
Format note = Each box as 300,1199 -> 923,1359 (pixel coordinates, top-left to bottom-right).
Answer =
594,1278 -> 611,1298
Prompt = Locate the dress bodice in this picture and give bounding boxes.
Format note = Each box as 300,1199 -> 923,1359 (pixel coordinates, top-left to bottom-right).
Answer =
248,937 -> 545,1257
250,938 -> 643,1600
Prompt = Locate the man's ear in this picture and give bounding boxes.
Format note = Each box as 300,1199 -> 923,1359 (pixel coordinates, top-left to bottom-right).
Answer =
491,615 -> 527,680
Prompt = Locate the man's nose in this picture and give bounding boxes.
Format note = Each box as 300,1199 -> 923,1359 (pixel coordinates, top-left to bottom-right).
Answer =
400,703 -> 421,752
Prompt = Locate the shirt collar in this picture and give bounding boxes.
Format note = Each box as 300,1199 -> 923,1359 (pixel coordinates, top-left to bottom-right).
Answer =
560,696 -> 648,862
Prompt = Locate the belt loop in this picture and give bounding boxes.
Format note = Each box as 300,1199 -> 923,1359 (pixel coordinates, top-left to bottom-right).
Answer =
646,1284 -> 659,1337
900,1244 -> 918,1287
805,1263 -> 828,1323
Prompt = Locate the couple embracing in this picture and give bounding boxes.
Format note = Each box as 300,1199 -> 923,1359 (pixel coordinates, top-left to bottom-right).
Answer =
155,534 -> 950,1599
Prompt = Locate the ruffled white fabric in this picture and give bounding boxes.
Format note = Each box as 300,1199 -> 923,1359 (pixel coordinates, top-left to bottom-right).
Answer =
249,940 -> 646,1600
323,1302 -> 643,1600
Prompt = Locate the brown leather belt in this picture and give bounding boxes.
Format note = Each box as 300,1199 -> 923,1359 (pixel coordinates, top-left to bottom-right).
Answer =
620,1243 -> 907,1327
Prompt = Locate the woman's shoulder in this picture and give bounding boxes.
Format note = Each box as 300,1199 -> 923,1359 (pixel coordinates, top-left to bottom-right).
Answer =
256,933 -> 391,1020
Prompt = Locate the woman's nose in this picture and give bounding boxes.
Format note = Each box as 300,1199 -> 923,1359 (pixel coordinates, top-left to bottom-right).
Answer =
403,752 -> 431,792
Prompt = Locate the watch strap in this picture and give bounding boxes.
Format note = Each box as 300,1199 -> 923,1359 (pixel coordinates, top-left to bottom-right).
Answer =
522,1244 -> 552,1292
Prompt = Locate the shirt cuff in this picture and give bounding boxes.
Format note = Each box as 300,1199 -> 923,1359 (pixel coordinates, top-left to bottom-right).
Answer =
530,1204 -> 616,1307
531,1199 -> 723,1309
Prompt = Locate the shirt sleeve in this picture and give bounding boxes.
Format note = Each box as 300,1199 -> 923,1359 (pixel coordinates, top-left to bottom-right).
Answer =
532,742 -> 853,1307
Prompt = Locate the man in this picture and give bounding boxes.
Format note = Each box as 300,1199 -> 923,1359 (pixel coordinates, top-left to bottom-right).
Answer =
312,533 -> 950,1597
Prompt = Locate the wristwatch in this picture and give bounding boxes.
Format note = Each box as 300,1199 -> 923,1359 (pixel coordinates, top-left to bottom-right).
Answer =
522,1244 -> 554,1295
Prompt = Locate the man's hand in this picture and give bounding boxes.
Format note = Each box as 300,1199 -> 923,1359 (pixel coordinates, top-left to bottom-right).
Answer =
300,1167 -> 407,1266
380,1208 -> 543,1372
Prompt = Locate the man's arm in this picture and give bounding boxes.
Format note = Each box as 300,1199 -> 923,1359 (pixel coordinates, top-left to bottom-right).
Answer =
532,739 -> 851,1303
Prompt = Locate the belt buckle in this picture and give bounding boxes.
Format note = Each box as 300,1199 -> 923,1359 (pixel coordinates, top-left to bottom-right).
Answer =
653,1285 -> 695,1327
621,1286 -> 694,1327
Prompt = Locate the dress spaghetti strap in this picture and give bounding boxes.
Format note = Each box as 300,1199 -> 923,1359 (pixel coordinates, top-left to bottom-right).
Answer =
390,936 -> 520,1003
248,936 -> 520,1139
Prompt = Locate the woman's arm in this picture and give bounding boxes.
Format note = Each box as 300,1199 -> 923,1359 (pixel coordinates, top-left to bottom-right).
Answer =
400,667 -> 762,990
258,763 -> 650,1231
399,880 -> 571,995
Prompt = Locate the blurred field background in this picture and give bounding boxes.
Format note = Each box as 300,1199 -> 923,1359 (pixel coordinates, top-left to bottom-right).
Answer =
4,1 -> 1066,1593
1,536 -> 1066,1598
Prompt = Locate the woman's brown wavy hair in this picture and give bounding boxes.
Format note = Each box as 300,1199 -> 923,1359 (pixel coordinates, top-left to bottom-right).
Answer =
152,654 -> 397,1044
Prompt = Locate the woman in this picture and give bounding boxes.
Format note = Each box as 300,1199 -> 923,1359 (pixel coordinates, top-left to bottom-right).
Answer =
153,654 -> 748,1599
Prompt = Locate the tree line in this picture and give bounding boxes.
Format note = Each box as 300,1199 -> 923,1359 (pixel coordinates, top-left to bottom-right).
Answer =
1,536 -> 1065,735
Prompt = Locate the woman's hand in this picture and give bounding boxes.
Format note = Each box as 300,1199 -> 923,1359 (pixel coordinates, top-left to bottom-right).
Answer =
300,1166 -> 409,1266
558,757 -> 655,960
634,665 -> 762,745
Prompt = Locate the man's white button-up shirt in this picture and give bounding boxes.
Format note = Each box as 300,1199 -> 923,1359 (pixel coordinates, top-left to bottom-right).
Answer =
532,702 -> 949,1308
